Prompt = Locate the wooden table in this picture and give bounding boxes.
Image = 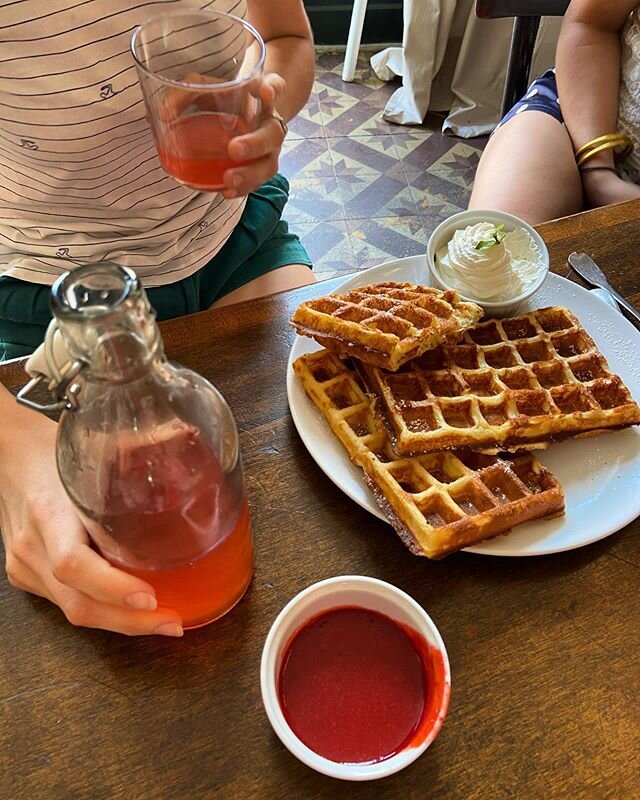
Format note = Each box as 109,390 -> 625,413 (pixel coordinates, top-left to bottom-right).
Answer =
1,201 -> 639,800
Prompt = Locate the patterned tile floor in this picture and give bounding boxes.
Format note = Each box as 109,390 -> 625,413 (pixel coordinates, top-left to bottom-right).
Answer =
281,51 -> 488,281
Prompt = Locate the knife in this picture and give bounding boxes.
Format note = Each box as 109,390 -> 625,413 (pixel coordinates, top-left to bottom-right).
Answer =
567,251 -> 640,325
589,287 -> 621,311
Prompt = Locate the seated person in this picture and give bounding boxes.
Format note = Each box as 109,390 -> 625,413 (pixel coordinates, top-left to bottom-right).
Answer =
470,0 -> 640,225
0,0 -> 314,636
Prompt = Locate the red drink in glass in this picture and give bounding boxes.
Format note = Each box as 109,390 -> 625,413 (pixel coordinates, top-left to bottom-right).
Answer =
132,10 -> 265,192
157,112 -> 253,191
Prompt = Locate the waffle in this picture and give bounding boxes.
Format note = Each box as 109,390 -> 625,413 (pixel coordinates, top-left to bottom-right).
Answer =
291,282 -> 483,371
293,349 -> 565,558
358,306 -> 640,456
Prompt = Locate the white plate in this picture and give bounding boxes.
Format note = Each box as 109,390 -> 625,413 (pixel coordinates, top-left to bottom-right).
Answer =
287,256 -> 640,556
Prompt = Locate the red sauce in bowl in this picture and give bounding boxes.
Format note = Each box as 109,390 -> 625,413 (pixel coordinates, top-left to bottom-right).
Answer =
277,605 -> 448,764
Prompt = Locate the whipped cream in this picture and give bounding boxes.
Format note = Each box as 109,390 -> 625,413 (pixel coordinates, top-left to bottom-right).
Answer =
435,222 -> 544,302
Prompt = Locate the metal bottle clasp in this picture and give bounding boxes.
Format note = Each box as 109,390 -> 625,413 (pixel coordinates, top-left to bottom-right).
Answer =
16,359 -> 85,413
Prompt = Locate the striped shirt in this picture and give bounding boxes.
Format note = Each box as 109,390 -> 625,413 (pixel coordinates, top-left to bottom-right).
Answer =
0,0 -> 248,287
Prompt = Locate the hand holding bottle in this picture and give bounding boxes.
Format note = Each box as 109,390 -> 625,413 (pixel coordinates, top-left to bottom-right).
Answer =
13,263 -> 254,633
0,387 -> 184,636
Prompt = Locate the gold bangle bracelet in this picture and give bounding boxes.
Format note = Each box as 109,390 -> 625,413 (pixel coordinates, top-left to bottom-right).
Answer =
575,133 -> 634,167
574,133 -> 629,159
577,140 -> 633,167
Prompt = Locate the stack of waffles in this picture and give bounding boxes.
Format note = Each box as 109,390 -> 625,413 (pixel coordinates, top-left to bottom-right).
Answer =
291,282 -> 640,558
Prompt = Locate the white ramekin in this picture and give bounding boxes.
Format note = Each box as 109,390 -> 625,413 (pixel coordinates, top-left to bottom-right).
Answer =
427,208 -> 550,318
260,575 -> 451,781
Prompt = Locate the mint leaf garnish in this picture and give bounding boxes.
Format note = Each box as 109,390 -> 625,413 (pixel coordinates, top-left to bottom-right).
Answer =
475,223 -> 506,250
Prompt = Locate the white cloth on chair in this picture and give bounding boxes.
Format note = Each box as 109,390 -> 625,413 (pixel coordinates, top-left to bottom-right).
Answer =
370,0 -> 562,138
370,0 -> 459,126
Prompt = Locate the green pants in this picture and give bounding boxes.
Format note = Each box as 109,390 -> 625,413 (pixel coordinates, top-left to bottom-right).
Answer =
0,174 -> 311,360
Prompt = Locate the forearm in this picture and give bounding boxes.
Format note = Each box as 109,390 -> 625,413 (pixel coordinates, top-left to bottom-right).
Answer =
263,35 -> 314,120
0,382 -> 26,446
0,382 -> 58,530
222,0 -> 314,198
556,1 -> 636,168
0,383 -> 54,462
247,0 -> 314,121
556,23 -> 621,166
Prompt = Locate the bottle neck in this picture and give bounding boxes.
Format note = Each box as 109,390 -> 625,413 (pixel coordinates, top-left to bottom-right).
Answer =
51,264 -> 165,382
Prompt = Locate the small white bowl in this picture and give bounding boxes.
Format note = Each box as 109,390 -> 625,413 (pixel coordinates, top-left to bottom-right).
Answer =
260,575 -> 451,781
427,209 -> 549,317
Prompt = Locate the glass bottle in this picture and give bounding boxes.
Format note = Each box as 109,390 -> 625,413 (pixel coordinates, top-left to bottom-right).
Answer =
42,263 -> 254,629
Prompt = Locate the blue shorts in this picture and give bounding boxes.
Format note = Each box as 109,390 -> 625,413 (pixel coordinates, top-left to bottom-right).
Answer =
495,68 -> 564,131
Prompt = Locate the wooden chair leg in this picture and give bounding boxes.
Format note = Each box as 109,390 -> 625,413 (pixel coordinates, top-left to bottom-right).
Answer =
500,16 -> 542,117
342,0 -> 368,82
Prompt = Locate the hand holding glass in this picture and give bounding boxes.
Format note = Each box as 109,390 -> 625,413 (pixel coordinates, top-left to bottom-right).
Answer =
131,10 -> 266,191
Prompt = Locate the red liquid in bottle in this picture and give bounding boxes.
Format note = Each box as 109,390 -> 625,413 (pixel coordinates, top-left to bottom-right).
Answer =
79,428 -> 254,629
156,112 -> 253,190
122,499 -> 253,629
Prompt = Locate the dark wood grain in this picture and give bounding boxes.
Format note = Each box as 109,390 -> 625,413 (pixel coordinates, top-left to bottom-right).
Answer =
2,204 -> 639,800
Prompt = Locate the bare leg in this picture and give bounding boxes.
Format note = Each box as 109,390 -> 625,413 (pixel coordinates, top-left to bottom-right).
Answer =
211,263 -> 315,308
469,111 -> 583,225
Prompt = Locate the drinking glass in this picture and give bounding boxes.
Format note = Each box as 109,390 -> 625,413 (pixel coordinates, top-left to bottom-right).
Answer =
131,9 -> 265,191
